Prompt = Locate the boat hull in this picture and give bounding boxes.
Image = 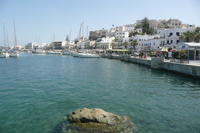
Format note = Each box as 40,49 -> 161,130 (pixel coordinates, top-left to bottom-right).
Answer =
0,53 -> 10,58
10,54 -> 19,57
78,53 -> 100,58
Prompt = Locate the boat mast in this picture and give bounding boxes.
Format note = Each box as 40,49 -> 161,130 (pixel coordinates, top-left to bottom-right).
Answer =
14,21 -> 17,49
69,29 -> 71,41
3,23 -> 6,49
82,21 -> 84,38
86,26 -> 88,39
6,29 -> 9,48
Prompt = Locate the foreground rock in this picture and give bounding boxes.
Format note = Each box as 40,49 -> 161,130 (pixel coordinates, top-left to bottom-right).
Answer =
53,108 -> 137,133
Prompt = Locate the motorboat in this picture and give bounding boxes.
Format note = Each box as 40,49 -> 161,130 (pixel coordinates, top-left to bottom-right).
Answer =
62,51 -> 71,55
46,51 -> 61,54
32,50 -> 46,54
78,53 -> 100,58
0,51 -> 10,58
10,51 -> 19,57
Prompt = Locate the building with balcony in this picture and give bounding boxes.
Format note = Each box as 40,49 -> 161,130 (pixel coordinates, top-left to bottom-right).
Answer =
25,42 -> 38,50
157,28 -> 195,48
51,41 -> 66,49
96,37 -> 115,49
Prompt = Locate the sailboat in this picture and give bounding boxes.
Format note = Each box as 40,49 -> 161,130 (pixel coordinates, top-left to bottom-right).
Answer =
10,21 -> 19,57
0,23 -> 10,58
63,31 -> 72,55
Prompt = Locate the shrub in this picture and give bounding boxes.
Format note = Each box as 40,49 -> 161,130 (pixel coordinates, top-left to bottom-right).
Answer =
172,50 -> 187,59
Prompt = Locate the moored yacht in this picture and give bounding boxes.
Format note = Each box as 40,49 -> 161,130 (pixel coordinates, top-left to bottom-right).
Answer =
78,53 -> 100,58
46,51 -> 61,54
0,51 -> 10,58
10,51 -> 19,57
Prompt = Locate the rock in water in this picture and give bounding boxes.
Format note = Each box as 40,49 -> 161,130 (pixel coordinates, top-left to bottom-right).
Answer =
53,108 -> 137,133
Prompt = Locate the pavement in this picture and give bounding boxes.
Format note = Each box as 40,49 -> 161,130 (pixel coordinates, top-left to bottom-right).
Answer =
163,59 -> 200,66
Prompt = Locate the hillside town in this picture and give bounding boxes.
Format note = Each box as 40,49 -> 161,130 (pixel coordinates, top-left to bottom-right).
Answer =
1,17 -> 200,59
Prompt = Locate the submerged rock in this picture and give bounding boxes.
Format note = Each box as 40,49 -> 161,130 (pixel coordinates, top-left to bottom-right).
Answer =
53,108 -> 137,133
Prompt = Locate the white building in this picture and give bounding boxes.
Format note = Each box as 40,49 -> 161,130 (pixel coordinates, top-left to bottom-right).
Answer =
51,41 -> 67,49
26,42 -> 38,50
157,28 -> 195,48
96,37 -> 115,49
106,28 -> 116,37
123,24 -> 136,32
115,30 -> 129,39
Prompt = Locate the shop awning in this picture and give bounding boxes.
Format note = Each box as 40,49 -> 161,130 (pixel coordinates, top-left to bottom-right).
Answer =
107,49 -> 128,52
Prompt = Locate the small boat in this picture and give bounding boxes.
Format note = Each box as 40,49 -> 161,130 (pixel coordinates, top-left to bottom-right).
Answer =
10,51 -> 19,57
71,51 -> 83,57
0,51 -> 10,58
10,21 -> 20,57
62,51 -> 71,55
78,53 -> 100,58
32,50 -> 46,54
46,51 -> 61,54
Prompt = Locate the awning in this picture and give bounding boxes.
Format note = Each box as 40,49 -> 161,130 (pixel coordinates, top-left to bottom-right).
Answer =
107,49 -> 128,52
173,48 -> 195,50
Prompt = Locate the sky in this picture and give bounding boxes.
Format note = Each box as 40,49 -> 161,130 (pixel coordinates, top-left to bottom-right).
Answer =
0,0 -> 200,46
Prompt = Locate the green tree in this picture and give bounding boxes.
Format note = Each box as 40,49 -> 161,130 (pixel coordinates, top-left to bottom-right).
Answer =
130,40 -> 138,56
129,31 -> 144,37
179,31 -> 194,42
85,43 -> 90,49
111,43 -> 115,49
114,38 -> 118,42
123,41 -> 128,49
93,43 -> 98,49
135,17 -> 154,35
66,35 -> 69,41
194,27 -> 200,42
172,50 -> 187,59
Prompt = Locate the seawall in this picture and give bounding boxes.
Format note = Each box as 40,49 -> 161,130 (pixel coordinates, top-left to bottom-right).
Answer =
102,54 -> 200,78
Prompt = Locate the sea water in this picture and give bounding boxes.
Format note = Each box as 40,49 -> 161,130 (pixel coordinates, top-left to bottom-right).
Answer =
0,53 -> 200,133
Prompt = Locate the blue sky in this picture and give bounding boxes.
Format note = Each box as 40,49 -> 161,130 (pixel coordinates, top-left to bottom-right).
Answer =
0,0 -> 200,46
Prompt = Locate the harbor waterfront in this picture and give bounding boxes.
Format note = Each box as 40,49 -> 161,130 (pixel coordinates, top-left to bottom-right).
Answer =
104,54 -> 200,79
0,53 -> 200,133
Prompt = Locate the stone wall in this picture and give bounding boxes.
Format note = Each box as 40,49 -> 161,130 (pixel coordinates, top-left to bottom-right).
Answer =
129,57 -> 151,66
101,54 -> 200,78
162,62 -> 200,78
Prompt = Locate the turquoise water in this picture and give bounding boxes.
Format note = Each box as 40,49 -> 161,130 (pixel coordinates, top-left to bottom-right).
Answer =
0,53 -> 200,133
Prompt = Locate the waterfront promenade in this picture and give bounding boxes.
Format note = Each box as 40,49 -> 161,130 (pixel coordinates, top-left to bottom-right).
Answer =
103,54 -> 200,78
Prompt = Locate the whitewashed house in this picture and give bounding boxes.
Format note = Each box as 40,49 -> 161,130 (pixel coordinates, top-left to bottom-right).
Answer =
157,28 -> 195,48
96,37 -> 115,49
25,42 -> 38,50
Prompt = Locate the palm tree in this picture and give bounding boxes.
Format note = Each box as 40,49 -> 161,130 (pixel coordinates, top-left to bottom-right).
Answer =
122,41 -> 128,49
130,40 -> 138,56
179,31 -> 194,42
195,32 -> 200,43
194,27 -> 200,42
93,43 -> 98,49
111,43 -> 115,49
114,38 -> 118,42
